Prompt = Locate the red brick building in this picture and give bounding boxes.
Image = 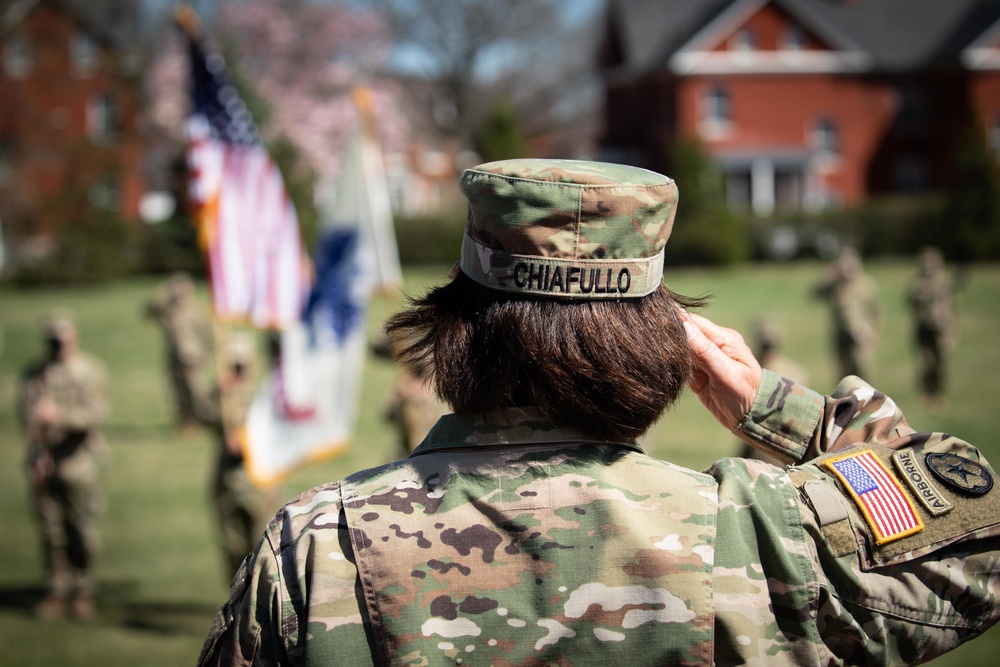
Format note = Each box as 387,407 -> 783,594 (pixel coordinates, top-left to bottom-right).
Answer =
0,0 -> 143,256
599,0 -> 1000,215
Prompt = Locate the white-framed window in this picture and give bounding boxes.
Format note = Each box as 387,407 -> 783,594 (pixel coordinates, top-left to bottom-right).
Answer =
812,117 -> 839,155
71,32 -> 98,77
87,92 -> 119,142
731,28 -> 756,52
3,33 -> 33,78
783,26 -> 805,51
704,85 -> 732,125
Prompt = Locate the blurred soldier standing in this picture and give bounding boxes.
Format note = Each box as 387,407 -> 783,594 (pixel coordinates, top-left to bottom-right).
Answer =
198,160 -> 1000,666
738,317 -> 808,467
196,333 -> 275,576
145,272 -> 213,431
907,247 -> 957,409
750,317 -> 808,387
814,246 -> 881,380
18,312 -> 109,621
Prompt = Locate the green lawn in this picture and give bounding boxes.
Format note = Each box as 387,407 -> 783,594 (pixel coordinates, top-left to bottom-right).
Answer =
1,260 -> 999,665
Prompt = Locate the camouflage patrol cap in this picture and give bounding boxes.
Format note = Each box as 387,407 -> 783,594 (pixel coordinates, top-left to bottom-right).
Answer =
42,310 -> 76,340
458,159 -> 678,299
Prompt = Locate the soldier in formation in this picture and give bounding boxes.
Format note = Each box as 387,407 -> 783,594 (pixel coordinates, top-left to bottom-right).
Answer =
198,160 -> 1000,666
19,312 -> 109,621
907,247 -> 957,409
737,317 -> 808,467
814,246 -> 881,381
145,272 -> 213,431
195,332 -> 275,577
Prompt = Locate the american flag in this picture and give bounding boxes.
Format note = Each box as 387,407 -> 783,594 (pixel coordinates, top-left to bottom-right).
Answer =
827,449 -> 924,545
184,27 -> 308,329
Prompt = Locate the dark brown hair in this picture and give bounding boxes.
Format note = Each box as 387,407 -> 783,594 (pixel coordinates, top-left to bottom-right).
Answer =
386,272 -> 707,442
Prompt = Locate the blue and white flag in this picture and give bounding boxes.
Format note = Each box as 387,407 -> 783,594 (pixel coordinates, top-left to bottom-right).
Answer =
244,100 -> 401,486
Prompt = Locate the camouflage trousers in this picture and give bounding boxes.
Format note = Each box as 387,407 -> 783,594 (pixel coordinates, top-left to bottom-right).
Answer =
835,329 -> 873,380
169,362 -> 202,427
33,455 -> 101,599
916,325 -> 947,396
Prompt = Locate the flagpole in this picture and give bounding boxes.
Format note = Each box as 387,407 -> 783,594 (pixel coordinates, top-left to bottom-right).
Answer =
174,3 -> 200,40
176,4 -> 242,458
352,86 -> 403,297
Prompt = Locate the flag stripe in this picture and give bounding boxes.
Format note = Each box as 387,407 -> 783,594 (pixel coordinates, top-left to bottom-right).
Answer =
855,455 -> 901,534
857,452 -> 918,537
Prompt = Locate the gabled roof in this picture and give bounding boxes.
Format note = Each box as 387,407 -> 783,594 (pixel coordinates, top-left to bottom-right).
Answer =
1,0 -> 39,35
602,0 -> 732,73
795,0 -> 998,72
670,0 -> 872,75
603,0 -> 1000,76
962,9 -> 1000,70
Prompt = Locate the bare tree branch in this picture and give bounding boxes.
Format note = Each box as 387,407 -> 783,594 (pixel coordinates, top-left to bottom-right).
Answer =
372,0 -> 599,155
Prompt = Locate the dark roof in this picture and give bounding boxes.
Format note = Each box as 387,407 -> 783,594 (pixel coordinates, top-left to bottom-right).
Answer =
604,0 -> 1000,75
604,0 -> 732,72
794,0 -> 1000,71
2,0 -> 140,47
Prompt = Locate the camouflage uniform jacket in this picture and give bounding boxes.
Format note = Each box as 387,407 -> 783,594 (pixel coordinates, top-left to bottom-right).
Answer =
166,304 -> 213,368
19,352 -> 109,466
198,371 -> 1000,666
146,293 -> 212,369
908,272 -> 956,334
819,274 -> 881,346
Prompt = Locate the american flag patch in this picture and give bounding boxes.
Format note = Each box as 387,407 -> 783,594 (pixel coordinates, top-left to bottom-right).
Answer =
825,449 -> 924,545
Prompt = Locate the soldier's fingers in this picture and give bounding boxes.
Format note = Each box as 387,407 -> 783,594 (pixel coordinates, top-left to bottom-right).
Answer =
682,313 -> 750,373
685,312 -> 741,349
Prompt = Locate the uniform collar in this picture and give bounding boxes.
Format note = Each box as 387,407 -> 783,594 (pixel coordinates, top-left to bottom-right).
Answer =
409,406 -> 646,457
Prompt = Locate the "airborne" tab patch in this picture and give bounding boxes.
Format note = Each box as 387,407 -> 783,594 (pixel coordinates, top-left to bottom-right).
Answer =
892,450 -> 954,516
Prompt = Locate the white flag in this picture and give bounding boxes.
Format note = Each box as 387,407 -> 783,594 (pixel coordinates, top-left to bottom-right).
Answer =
243,115 -> 402,486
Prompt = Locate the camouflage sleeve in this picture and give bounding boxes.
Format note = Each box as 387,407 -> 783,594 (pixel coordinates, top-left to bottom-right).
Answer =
198,484 -> 376,666
738,370 -> 913,465
866,279 -> 882,328
17,367 -> 42,428
738,374 -> 1000,664
144,281 -> 174,321
196,536 -> 290,667
176,313 -> 213,366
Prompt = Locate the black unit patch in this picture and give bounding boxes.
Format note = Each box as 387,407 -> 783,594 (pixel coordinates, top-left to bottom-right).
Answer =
924,453 -> 993,496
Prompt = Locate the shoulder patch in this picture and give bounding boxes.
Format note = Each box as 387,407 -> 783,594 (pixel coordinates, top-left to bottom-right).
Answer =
892,450 -> 953,516
825,449 -> 924,545
925,452 -> 993,495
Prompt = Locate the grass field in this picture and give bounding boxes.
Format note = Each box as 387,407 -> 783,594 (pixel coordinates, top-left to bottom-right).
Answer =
1,260 -> 999,665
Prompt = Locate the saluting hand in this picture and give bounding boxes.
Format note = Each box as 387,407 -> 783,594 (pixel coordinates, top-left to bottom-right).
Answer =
681,312 -> 762,431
